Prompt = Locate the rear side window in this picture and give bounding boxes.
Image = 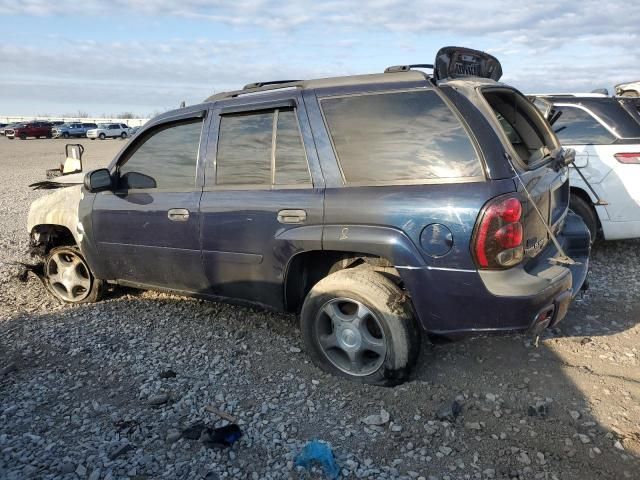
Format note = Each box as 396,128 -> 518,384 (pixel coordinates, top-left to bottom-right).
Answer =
118,119 -> 203,189
552,106 -> 615,144
215,108 -> 311,186
320,90 -> 482,183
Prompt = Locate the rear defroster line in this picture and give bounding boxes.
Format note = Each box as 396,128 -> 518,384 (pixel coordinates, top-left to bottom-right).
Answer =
506,153 -> 578,267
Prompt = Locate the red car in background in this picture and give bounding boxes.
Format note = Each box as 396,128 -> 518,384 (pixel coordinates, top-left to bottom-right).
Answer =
5,121 -> 53,140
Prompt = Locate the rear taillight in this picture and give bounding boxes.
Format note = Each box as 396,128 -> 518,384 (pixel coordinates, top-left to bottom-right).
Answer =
473,195 -> 524,269
614,153 -> 640,164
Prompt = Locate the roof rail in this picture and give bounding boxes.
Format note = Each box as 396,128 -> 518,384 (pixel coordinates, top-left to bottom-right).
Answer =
243,80 -> 303,90
531,93 -> 608,98
384,64 -> 434,73
206,81 -> 305,102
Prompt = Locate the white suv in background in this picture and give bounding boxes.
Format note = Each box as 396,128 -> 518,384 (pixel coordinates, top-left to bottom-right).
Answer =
532,93 -> 640,242
86,123 -> 131,140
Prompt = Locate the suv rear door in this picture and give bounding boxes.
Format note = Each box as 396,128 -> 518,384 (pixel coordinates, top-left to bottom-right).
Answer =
482,87 -> 569,254
200,91 -> 324,309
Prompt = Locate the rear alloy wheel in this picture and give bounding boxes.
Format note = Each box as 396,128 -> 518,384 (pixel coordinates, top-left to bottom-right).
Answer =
120,132 -> 127,139
44,246 -> 104,303
569,193 -> 599,244
99,133 -> 106,140
301,268 -> 420,386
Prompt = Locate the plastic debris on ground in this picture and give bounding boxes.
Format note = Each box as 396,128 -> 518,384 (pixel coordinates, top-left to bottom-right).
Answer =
295,440 -> 340,479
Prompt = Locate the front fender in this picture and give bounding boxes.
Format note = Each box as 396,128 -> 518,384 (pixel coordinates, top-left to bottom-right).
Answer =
27,185 -> 84,245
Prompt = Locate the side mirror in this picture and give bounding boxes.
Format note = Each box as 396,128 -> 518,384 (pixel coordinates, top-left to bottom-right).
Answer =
84,169 -> 112,192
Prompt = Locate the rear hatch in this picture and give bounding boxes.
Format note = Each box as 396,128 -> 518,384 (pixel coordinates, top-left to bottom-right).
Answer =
480,87 -> 569,259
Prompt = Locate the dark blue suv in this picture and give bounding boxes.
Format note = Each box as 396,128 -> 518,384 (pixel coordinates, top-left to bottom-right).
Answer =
28,48 -> 590,385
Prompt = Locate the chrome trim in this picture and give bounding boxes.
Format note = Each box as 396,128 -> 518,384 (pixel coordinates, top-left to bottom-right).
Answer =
554,103 -> 627,140
396,265 -> 477,273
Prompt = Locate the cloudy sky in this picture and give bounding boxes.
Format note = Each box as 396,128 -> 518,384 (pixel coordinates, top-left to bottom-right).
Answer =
0,0 -> 638,117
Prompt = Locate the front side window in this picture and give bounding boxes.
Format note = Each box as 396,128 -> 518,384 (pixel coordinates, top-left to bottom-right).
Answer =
320,90 -> 482,183
118,119 -> 203,189
215,108 -> 310,186
552,106 -> 616,145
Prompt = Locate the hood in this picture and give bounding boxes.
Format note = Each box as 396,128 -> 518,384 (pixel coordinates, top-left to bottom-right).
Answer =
615,81 -> 640,97
29,172 -> 84,190
434,46 -> 502,82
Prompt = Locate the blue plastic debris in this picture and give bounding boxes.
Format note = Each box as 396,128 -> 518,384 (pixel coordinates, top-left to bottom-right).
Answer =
295,440 -> 340,479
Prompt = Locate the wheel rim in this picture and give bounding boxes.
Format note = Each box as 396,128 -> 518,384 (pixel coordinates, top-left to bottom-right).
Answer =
46,251 -> 92,301
315,297 -> 387,376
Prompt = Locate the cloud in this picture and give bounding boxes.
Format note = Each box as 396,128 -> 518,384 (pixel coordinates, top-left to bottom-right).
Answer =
1,1 -> 638,113
0,37 -> 337,114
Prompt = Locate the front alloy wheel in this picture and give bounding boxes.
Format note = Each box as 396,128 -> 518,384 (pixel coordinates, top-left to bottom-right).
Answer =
44,246 -> 104,303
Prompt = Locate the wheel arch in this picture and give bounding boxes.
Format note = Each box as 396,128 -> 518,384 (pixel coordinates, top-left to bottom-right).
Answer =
280,225 -> 426,313
570,186 -> 602,227
27,186 -> 84,253
30,224 -> 78,255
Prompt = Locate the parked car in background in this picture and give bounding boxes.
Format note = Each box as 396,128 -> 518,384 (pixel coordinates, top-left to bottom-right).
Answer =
5,121 -> 53,140
86,123 -> 130,140
52,122 -> 97,138
615,81 -> 640,98
1,123 -> 21,136
531,93 -> 640,241
617,97 -> 640,125
27,47 -> 590,385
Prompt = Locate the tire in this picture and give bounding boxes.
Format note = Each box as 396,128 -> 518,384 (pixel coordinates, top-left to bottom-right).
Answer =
20,134 -> 27,140
62,132 -> 69,139
570,193 -> 599,244
120,132 -> 127,139
43,246 -> 105,304
99,133 -> 106,140
300,268 -> 421,386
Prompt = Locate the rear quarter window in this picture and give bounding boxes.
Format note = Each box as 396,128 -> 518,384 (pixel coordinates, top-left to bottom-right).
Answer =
320,90 -> 483,184
552,106 -> 615,145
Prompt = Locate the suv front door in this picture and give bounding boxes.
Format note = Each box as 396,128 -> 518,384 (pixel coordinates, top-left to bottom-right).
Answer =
200,93 -> 324,309
91,111 -> 210,291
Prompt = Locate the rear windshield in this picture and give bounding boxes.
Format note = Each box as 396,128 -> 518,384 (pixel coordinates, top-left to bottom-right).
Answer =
583,98 -> 640,138
320,90 -> 483,184
549,106 -> 615,145
482,88 -> 558,166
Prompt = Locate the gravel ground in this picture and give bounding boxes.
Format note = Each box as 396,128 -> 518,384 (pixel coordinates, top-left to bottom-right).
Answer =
1,138 -> 639,480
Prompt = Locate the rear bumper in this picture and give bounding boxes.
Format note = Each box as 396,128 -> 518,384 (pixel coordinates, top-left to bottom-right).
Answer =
399,213 -> 590,334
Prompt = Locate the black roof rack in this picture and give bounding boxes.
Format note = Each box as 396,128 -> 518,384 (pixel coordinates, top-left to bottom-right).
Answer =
384,64 -> 434,73
243,80 -> 303,90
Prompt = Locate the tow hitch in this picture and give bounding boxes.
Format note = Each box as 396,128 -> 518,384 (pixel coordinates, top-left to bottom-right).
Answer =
527,305 -> 555,347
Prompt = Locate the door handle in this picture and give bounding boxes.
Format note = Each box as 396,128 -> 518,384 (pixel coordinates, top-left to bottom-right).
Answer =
277,209 -> 307,224
168,208 -> 190,222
